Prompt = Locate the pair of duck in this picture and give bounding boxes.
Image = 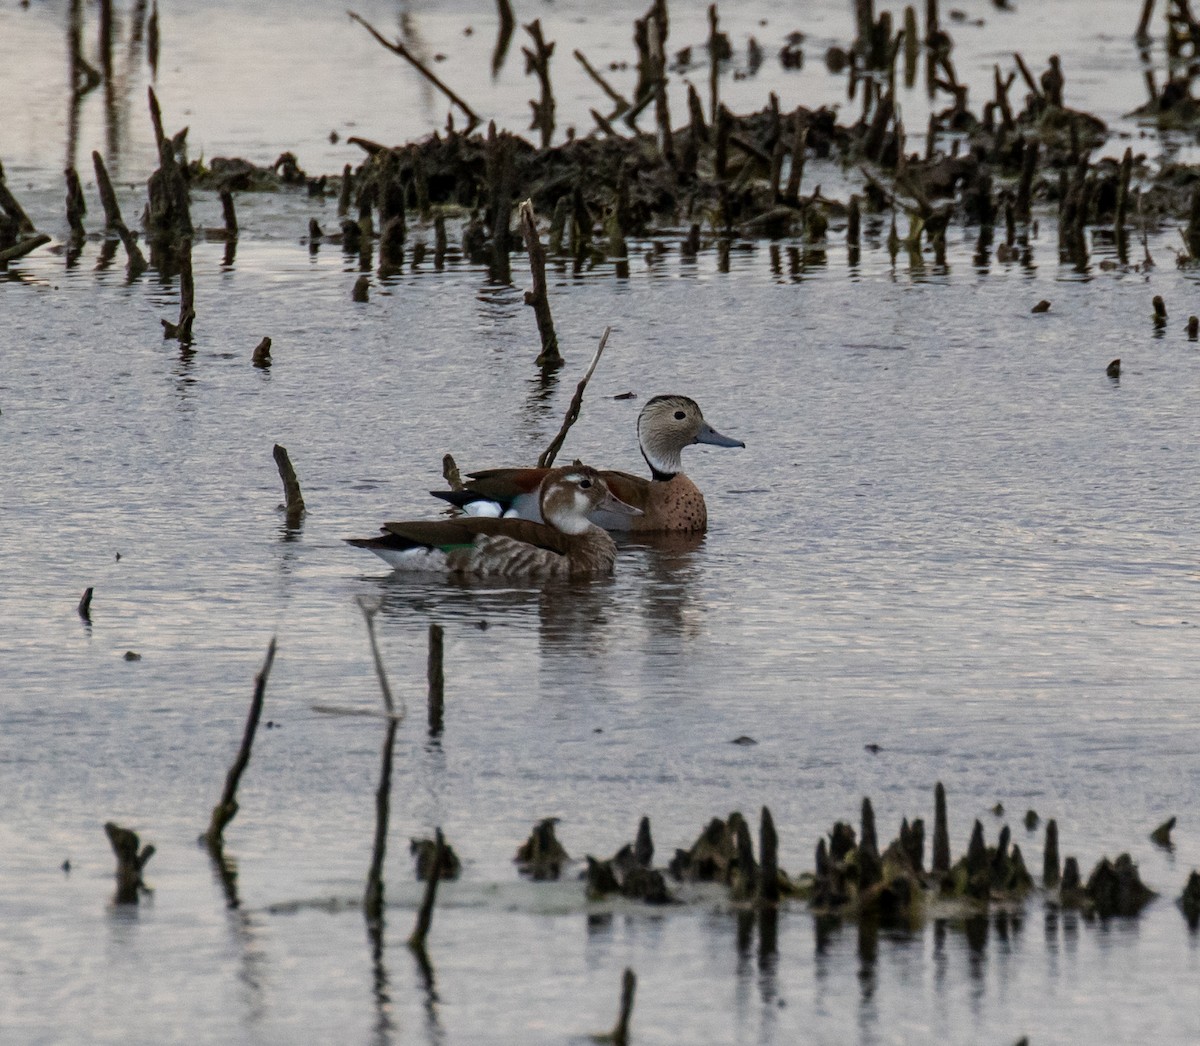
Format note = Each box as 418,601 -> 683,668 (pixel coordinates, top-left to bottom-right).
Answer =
346,395 -> 744,581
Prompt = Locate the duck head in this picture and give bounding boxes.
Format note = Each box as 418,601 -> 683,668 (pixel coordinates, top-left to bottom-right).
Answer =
636,395 -> 745,479
539,465 -> 641,534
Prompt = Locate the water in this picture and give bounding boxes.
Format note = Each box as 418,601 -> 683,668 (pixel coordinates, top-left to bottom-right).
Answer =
5,1 -> 1200,1044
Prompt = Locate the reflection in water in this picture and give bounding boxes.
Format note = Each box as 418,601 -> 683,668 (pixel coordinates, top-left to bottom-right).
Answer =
66,0 -> 146,178
856,918 -> 878,1038
367,922 -> 395,1046
933,917 -> 948,988
624,531 -> 706,643
204,850 -> 269,1029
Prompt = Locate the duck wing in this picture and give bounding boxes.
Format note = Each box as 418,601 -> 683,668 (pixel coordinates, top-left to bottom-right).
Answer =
430,467 -> 549,517
596,470 -> 650,512
381,516 -> 572,557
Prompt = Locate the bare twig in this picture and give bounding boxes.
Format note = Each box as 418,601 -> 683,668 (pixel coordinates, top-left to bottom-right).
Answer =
200,638 -> 277,850
574,49 -> 631,114
364,714 -> 400,924
356,597 -> 403,719
538,326 -> 611,469
349,11 -> 480,129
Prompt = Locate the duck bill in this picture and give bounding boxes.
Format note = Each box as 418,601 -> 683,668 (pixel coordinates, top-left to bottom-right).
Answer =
694,421 -> 745,449
599,488 -> 643,518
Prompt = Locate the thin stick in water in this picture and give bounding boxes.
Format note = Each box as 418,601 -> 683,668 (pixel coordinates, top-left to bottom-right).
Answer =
611,968 -> 637,1046
349,12 -> 480,129
427,623 -> 444,736
538,326 -> 610,468
364,715 -> 399,924
200,638 -> 276,850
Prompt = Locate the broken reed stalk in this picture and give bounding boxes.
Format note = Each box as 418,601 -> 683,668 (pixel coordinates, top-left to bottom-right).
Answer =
348,12 -> 480,129
523,20 -> 556,149
1015,138 -> 1039,224
537,325 -> 611,469
427,623 -> 445,736
518,199 -> 562,367
611,968 -> 637,1046
408,827 -> 445,951
146,88 -> 193,243
219,189 -> 238,240
77,586 -> 94,621
65,167 -> 86,242
932,780 -> 950,876
272,443 -> 306,521
707,4 -> 721,122
91,150 -> 148,276
160,238 -> 196,340
105,822 -> 155,904
758,806 -> 780,904
200,637 -> 277,850
647,5 -> 675,169
784,118 -> 807,204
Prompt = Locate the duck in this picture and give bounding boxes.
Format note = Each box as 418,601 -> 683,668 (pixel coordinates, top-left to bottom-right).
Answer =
431,395 -> 744,533
346,465 -> 639,580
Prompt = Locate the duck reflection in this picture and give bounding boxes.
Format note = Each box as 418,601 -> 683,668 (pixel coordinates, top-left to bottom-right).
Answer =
369,573 -> 622,660
620,531 -> 706,642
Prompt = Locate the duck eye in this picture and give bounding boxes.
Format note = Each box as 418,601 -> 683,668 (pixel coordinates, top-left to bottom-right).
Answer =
579,479 -> 592,489
674,410 -> 686,420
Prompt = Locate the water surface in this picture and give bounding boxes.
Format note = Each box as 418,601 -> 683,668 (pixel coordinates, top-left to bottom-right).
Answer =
4,2 -> 1200,1044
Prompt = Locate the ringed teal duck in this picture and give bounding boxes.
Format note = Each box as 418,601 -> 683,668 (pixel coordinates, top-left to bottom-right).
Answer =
346,465 -> 639,580
431,395 -> 744,533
